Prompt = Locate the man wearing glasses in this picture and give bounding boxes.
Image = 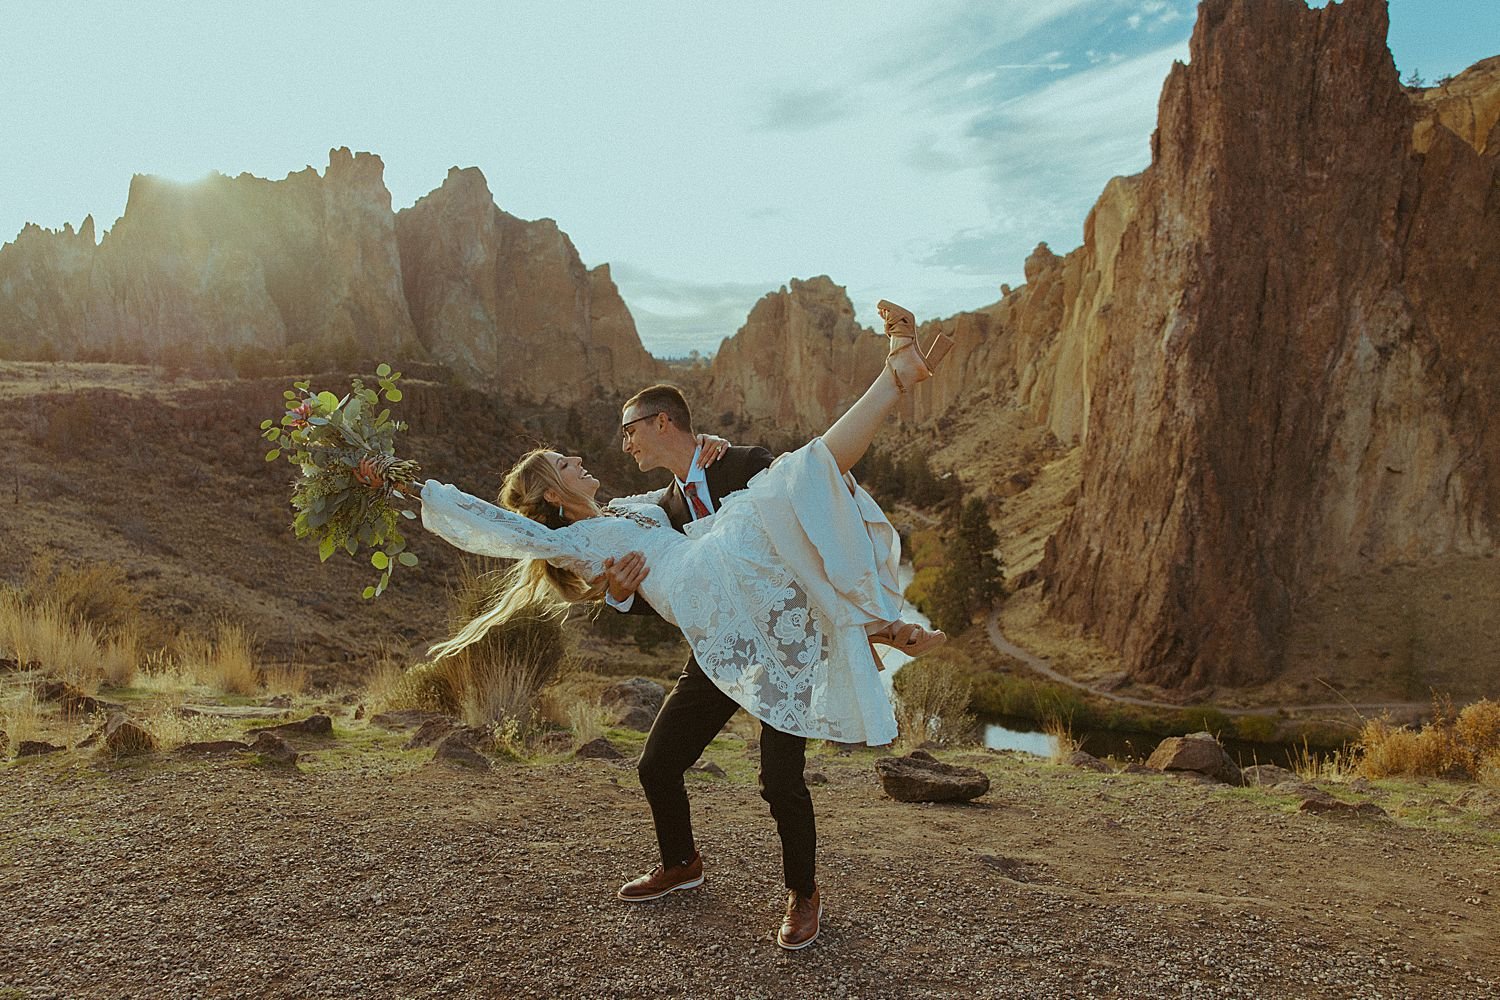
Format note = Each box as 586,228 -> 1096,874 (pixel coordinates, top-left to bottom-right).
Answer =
606,383 -> 823,950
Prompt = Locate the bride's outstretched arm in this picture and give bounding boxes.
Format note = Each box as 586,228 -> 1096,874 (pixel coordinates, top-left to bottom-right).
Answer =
417,481 -> 599,577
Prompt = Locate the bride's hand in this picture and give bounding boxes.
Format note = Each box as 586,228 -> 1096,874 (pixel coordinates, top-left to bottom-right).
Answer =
695,434 -> 731,468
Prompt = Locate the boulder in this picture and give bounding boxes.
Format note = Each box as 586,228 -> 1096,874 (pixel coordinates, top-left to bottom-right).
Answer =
602,678 -> 665,732
1145,733 -> 1243,785
1067,750 -> 1111,772
874,752 -> 990,803
370,709 -> 451,732
101,714 -> 159,756
404,717 -> 463,750
17,741 -> 66,757
1297,795 -> 1388,818
248,732 -> 299,767
1242,763 -> 1299,787
434,731 -> 491,770
246,714 -> 333,739
575,737 -> 624,761
38,681 -> 120,717
176,740 -> 253,756
804,770 -> 829,786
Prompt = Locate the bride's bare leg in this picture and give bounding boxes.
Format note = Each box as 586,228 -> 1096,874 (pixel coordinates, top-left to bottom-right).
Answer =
822,368 -> 904,475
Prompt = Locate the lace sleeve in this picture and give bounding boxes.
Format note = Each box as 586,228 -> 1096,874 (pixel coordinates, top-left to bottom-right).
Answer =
606,486 -> 669,508
418,481 -> 601,578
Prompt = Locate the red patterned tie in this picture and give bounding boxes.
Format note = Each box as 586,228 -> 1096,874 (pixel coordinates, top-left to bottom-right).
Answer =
682,481 -> 711,520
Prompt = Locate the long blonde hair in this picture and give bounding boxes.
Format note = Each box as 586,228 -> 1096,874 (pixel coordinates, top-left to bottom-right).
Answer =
428,447 -> 604,660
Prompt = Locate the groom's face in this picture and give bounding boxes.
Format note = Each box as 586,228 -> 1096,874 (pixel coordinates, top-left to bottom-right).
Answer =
620,403 -> 669,473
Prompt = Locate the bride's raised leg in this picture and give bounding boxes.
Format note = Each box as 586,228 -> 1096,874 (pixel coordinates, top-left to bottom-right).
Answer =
822,301 -> 947,474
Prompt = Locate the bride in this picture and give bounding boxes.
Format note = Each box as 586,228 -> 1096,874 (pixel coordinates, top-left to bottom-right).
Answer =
410,300 -> 954,746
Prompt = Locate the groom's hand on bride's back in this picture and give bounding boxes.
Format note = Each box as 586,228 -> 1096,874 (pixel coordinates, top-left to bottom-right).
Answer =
602,550 -> 650,603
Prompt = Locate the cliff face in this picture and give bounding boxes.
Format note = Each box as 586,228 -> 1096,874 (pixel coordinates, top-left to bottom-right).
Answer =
393,167 -> 660,397
0,148 -> 419,361
1039,0 -> 1500,688
0,151 -> 660,398
702,276 -> 883,435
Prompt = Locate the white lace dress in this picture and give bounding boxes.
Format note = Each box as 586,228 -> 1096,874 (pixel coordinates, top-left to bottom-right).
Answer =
418,437 -> 903,745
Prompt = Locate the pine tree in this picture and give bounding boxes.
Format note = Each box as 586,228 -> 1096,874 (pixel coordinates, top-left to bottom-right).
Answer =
928,496 -> 1004,634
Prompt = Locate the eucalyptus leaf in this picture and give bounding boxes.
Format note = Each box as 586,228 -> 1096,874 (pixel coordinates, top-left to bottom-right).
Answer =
316,391 -> 339,411
376,363 -> 391,377
385,388 -> 403,402
284,390 -> 298,401
401,509 -> 417,520
265,449 -> 281,462
259,419 -> 273,430
362,586 -> 376,600
397,552 -> 419,567
344,537 -> 357,556
267,428 -> 280,440
319,536 -> 336,561
371,551 -> 389,570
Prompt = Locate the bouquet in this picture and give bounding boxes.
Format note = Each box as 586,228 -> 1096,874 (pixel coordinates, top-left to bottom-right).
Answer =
260,363 -> 421,598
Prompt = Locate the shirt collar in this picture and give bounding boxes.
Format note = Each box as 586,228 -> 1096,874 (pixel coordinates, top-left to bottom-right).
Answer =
673,445 -> 709,495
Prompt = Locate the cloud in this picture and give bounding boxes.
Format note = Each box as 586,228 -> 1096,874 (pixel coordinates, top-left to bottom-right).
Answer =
755,87 -> 856,133
608,262 -> 780,358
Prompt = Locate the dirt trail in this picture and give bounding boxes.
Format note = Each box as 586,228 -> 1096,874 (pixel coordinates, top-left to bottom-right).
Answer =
2,729 -> 1497,999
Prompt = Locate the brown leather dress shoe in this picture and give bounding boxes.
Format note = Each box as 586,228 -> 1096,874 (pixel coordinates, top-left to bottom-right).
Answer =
616,852 -> 704,902
776,887 -> 821,950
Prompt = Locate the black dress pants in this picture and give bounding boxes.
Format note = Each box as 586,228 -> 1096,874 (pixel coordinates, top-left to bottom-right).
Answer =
636,658 -> 816,896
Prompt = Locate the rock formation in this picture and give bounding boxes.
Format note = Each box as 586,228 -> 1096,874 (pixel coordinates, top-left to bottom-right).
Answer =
0,150 -> 661,398
394,166 -> 660,396
702,276 -> 883,434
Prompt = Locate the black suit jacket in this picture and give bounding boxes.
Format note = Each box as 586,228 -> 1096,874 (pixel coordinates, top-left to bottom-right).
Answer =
623,444 -> 775,616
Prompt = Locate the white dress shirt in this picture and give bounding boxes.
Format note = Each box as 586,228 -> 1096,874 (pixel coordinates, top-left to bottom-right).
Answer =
606,445 -> 712,612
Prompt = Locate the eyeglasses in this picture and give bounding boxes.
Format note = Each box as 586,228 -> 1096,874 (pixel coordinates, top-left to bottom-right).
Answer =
620,412 -> 663,444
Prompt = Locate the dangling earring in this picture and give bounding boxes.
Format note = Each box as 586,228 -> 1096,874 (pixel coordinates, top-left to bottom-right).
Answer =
557,503 -> 565,519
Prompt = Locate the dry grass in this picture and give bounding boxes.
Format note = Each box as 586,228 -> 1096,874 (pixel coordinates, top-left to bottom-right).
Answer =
0,592 -> 105,690
539,686 -> 613,745
23,554 -> 142,639
1042,712 -> 1081,762
194,622 -> 260,696
263,663 -> 309,696
1,688 -> 43,749
892,658 -> 976,748
1356,698 -> 1500,781
99,629 -> 141,687
1291,739 -> 1359,783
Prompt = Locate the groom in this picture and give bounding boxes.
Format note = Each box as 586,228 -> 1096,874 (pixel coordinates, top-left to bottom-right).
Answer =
602,382 -> 822,951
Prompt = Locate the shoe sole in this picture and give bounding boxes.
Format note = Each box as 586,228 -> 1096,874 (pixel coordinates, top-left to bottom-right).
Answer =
776,904 -> 823,951
616,874 -> 704,902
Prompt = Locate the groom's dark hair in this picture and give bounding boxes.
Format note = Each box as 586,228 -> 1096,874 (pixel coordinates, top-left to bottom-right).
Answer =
623,383 -> 693,435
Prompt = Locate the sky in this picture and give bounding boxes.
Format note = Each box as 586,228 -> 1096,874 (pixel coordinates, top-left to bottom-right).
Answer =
2,1 -> 1495,358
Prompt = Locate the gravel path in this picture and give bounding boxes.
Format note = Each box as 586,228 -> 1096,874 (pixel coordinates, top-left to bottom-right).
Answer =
3,730 -> 1497,999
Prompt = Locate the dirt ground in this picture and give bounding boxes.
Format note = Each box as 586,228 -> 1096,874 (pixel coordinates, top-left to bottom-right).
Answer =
3,717 -> 1498,1000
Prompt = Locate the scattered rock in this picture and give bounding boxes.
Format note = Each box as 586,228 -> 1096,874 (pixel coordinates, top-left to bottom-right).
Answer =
1242,763 -> 1299,786
1067,750 -> 1111,772
247,714 -> 334,740
875,752 -> 990,803
575,737 -> 624,761
16,741 -> 66,757
404,717 -> 463,750
102,714 -> 159,757
370,709 -> 451,732
602,677 -> 665,732
1298,795 -> 1388,818
690,760 -> 726,778
38,681 -> 121,717
248,732 -> 299,767
804,770 -> 829,786
977,855 -> 1033,882
352,704 -> 366,721
434,732 -> 491,770
1145,732 -> 1243,785
1119,762 -> 1156,775
176,740 -> 253,756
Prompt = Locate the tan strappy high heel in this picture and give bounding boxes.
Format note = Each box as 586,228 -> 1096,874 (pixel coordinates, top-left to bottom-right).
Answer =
876,299 -> 956,394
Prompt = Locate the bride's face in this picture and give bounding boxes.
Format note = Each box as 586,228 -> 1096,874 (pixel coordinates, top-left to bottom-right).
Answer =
546,452 -> 601,501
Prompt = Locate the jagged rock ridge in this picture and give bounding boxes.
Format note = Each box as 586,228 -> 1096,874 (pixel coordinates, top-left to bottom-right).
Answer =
0,149 -> 660,398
